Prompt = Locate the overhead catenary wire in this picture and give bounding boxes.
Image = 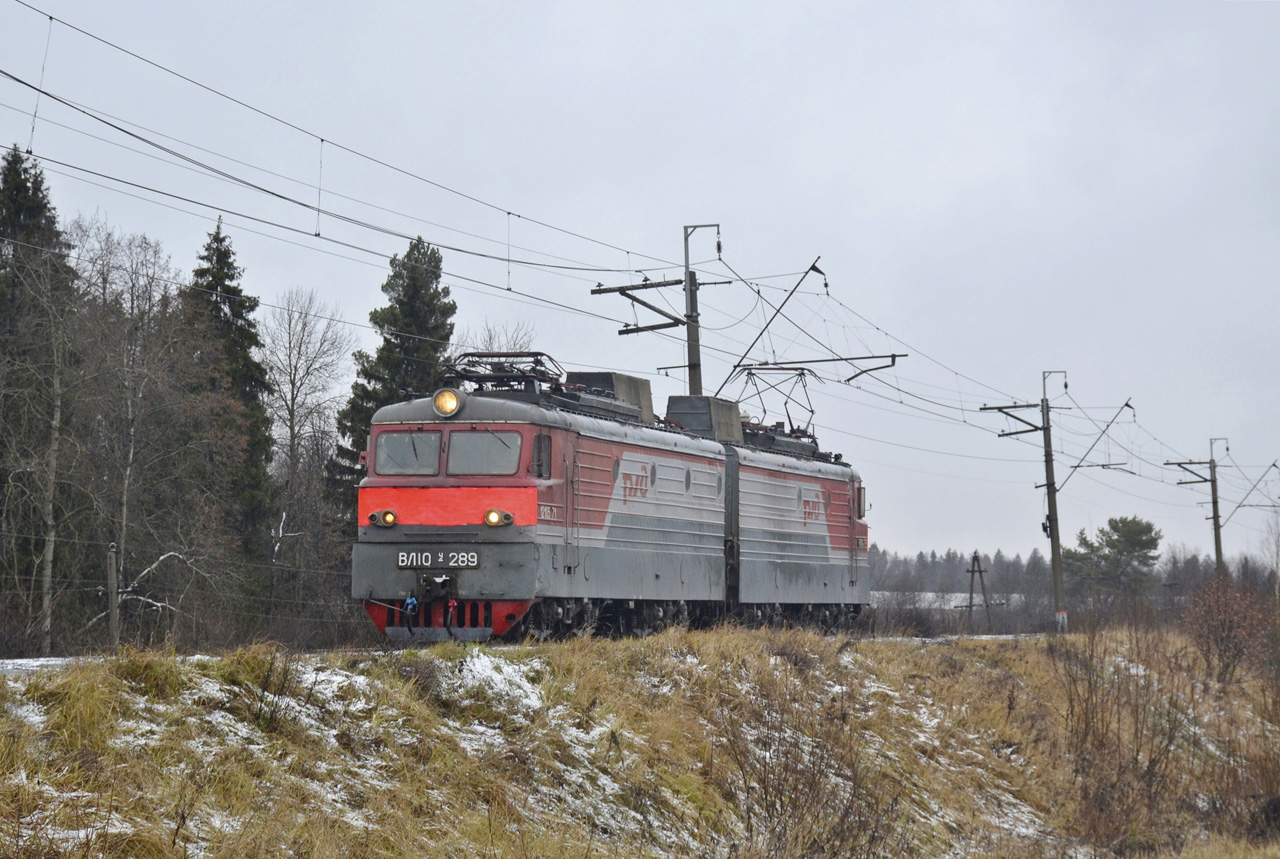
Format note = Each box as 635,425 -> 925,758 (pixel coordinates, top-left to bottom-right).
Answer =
717,255 -> 1006,418
22,159 -> 676,340
2,155 -> 633,330
5,69 -> 1039,431
5,2 -> 654,260
1059,399 -> 1134,492
24,7 -> 51,151
714,262 -> 940,411
0,98 -> 646,278
3,207 -> 1247,520
822,291 -> 1018,402
0,70 -> 683,276
5,0 -> 731,277
2,91 -> 812,299
1221,460 -> 1280,528
4,224 -> 1066,472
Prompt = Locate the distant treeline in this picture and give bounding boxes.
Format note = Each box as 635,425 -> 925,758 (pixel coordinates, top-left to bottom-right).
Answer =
868,515 -> 1280,634
871,537 -> 1277,601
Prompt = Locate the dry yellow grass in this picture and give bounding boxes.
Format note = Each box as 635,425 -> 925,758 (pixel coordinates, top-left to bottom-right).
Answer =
0,628 -> 1277,857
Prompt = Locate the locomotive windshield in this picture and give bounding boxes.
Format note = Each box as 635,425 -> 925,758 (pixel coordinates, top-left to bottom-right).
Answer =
446,430 -> 523,475
374,430 -> 442,475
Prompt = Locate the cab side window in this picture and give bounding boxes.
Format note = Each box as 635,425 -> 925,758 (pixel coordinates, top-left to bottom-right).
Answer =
530,434 -> 552,479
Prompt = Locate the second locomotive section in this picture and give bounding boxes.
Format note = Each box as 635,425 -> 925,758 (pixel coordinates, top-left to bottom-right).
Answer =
352,360 -> 869,642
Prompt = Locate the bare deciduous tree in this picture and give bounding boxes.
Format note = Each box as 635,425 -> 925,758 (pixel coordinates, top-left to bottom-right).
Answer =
451,318 -> 535,354
258,286 -> 357,634
69,218 -> 243,648
260,286 -> 356,475
0,241 -> 78,655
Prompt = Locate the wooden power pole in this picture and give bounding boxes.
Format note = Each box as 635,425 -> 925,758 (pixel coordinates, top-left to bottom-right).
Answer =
107,542 -> 120,648
981,371 -> 1068,632
1166,438 -> 1229,580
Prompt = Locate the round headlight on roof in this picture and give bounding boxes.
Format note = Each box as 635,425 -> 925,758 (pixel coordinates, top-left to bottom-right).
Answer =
432,388 -> 463,417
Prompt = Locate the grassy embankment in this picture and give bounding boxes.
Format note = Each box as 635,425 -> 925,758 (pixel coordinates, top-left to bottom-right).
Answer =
2,626 -> 1279,858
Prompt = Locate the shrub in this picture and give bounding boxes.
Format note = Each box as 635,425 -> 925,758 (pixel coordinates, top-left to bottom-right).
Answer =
108,645 -> 187,699
1183,578 -> 1271,685
26,663 -> 127,755
210,643 -> 299,734
1048,626 -> 1197,850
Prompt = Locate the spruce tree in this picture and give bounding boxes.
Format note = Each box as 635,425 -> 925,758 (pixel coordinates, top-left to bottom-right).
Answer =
1,145 -> 66,342
0,147 -> 77,655
185,219 -> 275,560
333,238 -> 455,496
0,146 -> 62,246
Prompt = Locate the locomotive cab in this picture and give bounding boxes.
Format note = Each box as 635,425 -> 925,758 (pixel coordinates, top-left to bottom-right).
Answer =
352,389 -> 548,642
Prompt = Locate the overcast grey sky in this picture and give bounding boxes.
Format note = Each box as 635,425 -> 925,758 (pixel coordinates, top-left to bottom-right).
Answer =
3,1 -> 1278,562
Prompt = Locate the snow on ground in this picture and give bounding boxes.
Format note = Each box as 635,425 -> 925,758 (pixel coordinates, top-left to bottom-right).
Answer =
837,646 -> 1055,851
6,696 -> 47,731
0,642 -> 1126,857
0,656 -> 77,676
445,648 -> 545,716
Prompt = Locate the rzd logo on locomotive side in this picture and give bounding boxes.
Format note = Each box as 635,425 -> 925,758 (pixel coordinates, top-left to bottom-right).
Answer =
802,495 -> 822,525
621,470 -> 649,501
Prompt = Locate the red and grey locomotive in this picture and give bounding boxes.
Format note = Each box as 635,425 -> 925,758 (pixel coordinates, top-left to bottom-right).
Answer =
351,353 -> 869,642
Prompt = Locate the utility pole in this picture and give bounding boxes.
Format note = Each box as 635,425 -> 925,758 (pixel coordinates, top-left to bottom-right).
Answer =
981,370 -> 1068,632
594,224 -> 722,396
1166,438 -> 1229,580
107,542 -> 120,648
683,224 -> 719,396
1211,446 -> 1224,579
966,550 -> 993,634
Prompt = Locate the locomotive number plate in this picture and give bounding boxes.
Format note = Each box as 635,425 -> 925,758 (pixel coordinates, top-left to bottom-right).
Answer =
397,550 -> 479,569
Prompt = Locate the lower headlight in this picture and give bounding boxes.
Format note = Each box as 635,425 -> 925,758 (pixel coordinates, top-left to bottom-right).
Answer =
371,510 -> 398,527
484,509 -> 514,527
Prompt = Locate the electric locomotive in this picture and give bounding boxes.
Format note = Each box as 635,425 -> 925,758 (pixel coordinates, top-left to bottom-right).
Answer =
351,353 -> 869,642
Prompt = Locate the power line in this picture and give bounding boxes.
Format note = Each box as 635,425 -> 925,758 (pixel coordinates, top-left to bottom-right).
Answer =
5,0 -> 691,270
4,154 -> 632,329
0,68 -> 680,277
0,98 -> 632,279
6,79 -> 1046,440
17,147 -> 818,379
812,421 -> 1039,463
30,162 -> 650,339
822,291 -> 1018,402
716,254 -> 999,420
3,228 -> 1050,468
5,84 -> 1267,511
0,28 -> 847,294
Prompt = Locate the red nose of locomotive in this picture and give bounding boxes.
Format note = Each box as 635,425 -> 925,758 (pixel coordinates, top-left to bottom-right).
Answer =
352,388 -> 542,643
